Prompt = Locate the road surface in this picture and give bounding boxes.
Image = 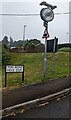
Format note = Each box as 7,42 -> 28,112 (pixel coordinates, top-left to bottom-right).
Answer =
2,75 -> 71,109
2,94 -> 71,119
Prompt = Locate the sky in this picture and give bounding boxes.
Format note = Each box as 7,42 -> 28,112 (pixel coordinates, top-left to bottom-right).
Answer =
0,0 -> 70,44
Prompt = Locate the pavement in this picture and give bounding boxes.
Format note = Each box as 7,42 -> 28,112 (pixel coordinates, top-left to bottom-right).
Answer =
2,75 -> 71,109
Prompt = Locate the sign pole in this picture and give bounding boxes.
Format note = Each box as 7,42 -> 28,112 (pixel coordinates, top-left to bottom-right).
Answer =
42,22 -> 49,81
5,65 -> 7,87
22,65 -> 24,83
52,37 -> 56,73
43,37 -> 47,81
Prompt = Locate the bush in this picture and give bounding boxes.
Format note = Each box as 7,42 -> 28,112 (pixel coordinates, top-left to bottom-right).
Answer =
2,48 -> 11,65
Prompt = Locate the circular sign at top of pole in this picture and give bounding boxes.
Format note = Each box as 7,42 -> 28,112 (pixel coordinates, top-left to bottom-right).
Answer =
40,7 -> 54,22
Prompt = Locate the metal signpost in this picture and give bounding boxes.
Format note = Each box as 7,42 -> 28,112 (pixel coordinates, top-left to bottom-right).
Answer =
40,1 -> 57,80
43,36 -> 47,80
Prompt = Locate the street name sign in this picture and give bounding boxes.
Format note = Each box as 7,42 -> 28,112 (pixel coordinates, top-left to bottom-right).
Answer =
5,65 -> 24,87
6,65 -> 23,73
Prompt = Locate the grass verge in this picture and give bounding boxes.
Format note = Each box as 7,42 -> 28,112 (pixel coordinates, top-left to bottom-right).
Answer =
2,51 -> 71,88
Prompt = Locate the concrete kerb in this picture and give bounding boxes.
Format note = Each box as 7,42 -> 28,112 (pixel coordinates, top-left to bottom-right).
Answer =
1,87 -> 71,118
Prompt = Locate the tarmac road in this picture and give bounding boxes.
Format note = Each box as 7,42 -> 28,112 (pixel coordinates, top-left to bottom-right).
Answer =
2,94 -> 71,119
2,75 -> 71,109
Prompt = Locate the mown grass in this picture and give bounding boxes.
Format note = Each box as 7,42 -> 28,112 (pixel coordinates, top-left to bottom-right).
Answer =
59,47 -> 71,52
2,51 -> 71,87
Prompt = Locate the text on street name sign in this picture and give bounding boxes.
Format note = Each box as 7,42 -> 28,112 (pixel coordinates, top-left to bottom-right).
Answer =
5,65 -> 24,87
6,65 -> 23,73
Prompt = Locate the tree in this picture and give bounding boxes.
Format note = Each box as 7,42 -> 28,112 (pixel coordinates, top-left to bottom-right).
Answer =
25,39 -> 41,47
10,37 -> 13,44
2,36 -> 9,48
9,37 -> 14,47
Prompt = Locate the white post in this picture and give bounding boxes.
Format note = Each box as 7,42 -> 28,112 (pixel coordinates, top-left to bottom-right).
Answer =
23,25 -> 26,52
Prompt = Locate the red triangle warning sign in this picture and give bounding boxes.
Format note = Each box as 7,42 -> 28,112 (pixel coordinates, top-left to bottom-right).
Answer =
42,28 -> 50,39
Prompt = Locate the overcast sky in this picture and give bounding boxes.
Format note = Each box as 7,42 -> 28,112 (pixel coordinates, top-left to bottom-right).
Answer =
0,0 -> 70,44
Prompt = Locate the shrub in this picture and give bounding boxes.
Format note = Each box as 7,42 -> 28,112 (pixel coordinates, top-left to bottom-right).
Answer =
2,48 -> 11,65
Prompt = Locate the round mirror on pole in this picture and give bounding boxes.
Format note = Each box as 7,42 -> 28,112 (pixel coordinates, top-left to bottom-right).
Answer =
40,7 -> 54,22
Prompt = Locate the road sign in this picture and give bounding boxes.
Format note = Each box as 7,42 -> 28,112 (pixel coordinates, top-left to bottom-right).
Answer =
47,37 -> 58,52
6,65 -> 23,73
40,1 -> 57,10
43,21 -> 48,27
42,28 -> 50,39
5,65 -> 24,87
